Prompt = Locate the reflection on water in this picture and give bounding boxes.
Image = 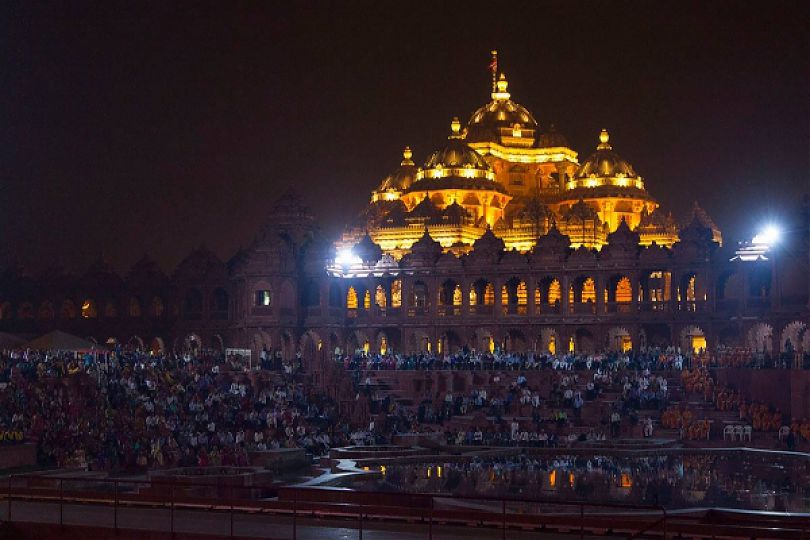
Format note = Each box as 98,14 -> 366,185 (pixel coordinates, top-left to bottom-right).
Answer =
353,451 -> 810,512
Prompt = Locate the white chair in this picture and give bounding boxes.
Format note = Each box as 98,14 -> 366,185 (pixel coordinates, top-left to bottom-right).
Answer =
733,425 -> 744,441
743,425 -> 752,442
723,425 -> 735,441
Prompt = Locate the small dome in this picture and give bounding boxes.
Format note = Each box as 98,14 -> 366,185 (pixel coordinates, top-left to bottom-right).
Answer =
537,124 -> 570,148
574,129 -> 639,179
405,119 -> 504,193
378,146 -> 418,192
465,74 -> 538,145
423,121 -> 490,171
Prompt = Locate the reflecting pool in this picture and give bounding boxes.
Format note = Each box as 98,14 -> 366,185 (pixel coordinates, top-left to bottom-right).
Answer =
349,450 -> 810,512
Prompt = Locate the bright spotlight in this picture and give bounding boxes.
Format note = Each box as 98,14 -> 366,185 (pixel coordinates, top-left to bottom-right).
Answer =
752,225 -> 781,246
335,247 -> 361,267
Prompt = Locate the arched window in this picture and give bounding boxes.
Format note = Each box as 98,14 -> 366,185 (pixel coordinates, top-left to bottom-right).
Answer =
469,287 -> 478,305
81,299 -> 98,319
375,285 -> 387,308
346,287 -> 358,309
60,300 -> 77,319
17,302 -> 34,320
501,285 -> 508,305
452,285 -> 462,306
328,283 -> 342,307
616,277 -> 632,303
151,297 -> 165,318
391,280 -> 402,308
38,301 -> 55,320
104,301 -> 118,318
254,289 -> 272,307
129,297 -> 142,318
183,289 -> 203,318
303,280 -> 320,307
363,289 -> 371,309
484,283 -> 494,305
517,281 -> 528,305
548,279 -> 561,305
581,278 -> 596,303
211,288 -> 228,312
413,281 -> 428,309
686,276 -> 696,302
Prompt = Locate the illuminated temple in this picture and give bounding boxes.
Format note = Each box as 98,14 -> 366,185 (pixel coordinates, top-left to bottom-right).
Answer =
342,72 -> 721,257
0,60 -> 806,361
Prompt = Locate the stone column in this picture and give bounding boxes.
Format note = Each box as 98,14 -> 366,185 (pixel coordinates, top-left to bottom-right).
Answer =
595,274 -> 605,316
560,275 -> 570,316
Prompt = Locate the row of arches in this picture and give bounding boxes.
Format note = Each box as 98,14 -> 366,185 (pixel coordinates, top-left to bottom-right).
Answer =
0,288 -> 230,323
338,271 -> 701,316
746,321 -> 809,354
332,325 -> 710,356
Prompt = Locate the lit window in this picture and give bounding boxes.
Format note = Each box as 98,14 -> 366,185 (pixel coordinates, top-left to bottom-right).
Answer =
255,290 -> 272,307
375,285 -> 387,308
346,287 -> 358,309
391,280 -> 402,308
581,278 -> 596,303
81,299 -> 97,319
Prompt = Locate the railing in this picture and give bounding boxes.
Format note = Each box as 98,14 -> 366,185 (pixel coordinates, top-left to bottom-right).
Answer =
2,473 -> 808,540
469,304 -> 494,316
570,303 -> 597,315
436,306 -> 461,317
539,302 -> 561,314
606,302 -> 633,314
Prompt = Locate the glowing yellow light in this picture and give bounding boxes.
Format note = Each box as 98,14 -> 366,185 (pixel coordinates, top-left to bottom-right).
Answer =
620,473 -> 632,488
437,466 -> 442,478
549,470 -> 557,488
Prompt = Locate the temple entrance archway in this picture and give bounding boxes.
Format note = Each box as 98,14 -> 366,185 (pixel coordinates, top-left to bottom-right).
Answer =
780,321 -> 807,353
504,329 -> 527,352
574,328 -> 596,354
747,323 -> 773,354
538,327 -> 559,355
607,327 -> 632,352
127,335 -> 145,351
473,327 -> 495,353
680,325 -> 707,354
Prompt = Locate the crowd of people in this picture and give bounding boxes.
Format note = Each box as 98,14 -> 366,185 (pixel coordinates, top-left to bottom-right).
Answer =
1,339 -> 807,474
0,348 -> 349,471
340,347 -> 692,373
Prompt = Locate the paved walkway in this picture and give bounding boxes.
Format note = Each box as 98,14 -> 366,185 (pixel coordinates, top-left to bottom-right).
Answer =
0,500 -> 608,539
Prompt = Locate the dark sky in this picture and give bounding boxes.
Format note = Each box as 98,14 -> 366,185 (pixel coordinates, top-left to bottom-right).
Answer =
1,1 -> 807,274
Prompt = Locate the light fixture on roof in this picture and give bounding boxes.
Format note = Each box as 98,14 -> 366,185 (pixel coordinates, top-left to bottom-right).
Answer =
752,224 -> 780,246
335,247 -> 361,267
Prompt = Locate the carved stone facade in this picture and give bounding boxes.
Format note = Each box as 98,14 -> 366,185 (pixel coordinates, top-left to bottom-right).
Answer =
1,192 -> 807,359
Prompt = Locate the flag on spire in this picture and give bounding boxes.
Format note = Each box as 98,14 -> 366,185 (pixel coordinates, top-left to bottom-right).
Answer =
489,50 -> 498,92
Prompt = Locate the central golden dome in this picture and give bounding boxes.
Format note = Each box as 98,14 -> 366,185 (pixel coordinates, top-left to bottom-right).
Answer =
465,74 -> 538,146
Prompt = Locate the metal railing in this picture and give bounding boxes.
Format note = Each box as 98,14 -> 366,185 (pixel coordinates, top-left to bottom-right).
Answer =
2,473 -> 808,539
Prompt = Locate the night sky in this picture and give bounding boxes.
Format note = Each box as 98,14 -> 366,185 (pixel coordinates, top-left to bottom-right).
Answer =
2,1 -> 807,274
